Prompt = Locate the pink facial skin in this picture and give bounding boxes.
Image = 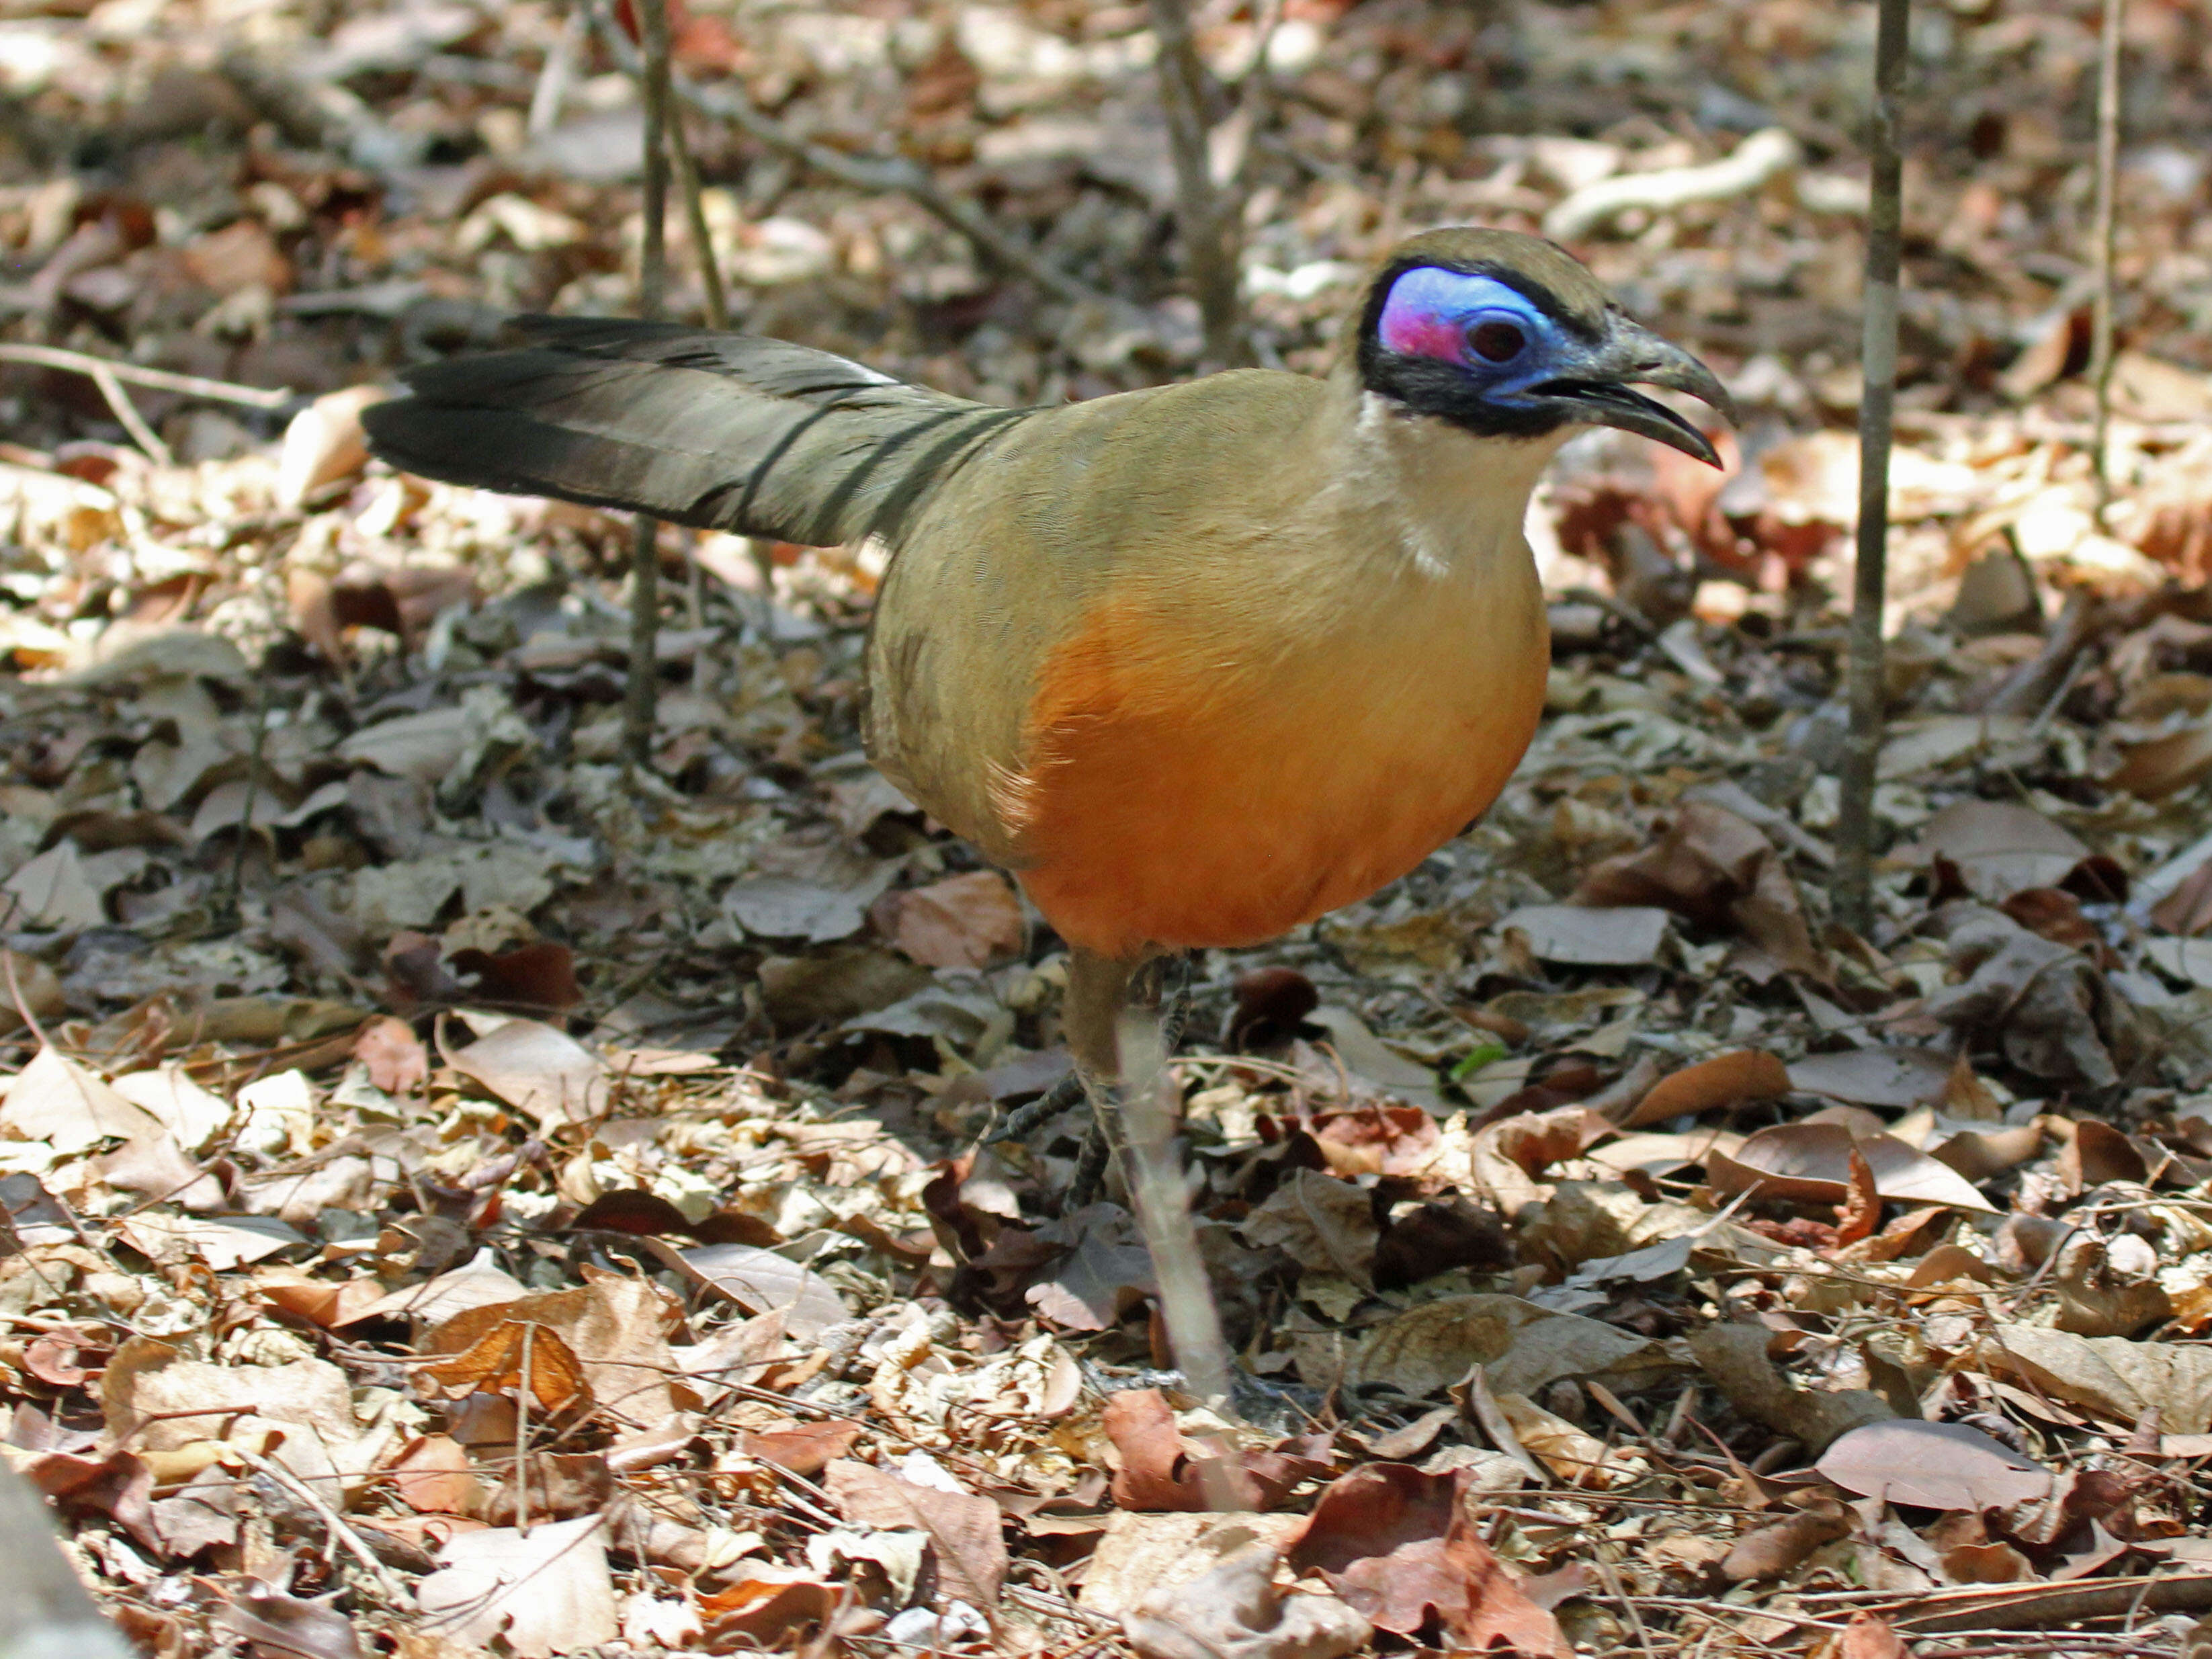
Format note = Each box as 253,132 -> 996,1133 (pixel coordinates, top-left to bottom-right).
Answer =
1377,267 -> 1535,365
1379,304 -> 1467,362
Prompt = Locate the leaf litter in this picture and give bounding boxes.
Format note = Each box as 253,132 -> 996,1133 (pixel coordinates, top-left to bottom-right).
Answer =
5,0 -> 2212,1655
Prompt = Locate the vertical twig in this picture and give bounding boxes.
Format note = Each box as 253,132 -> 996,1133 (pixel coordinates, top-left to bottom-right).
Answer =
1116,1009 -> 1241,1510
664,71 -> 724,633
2089,0 -> 2125,512
87,363 -> 171,466
623,0 -> 674,759
221,675 -> 276,925
1832,0 -> 1911,937
1148,0 -> 1251,368
512,1321 -> 536,1538
669,111 -> 729,331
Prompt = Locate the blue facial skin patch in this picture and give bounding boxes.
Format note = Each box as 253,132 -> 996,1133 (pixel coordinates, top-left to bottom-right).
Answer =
1376,268 -> 1558,378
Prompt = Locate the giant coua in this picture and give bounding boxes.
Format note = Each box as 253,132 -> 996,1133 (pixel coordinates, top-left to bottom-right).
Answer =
363,227 -> 1732,1190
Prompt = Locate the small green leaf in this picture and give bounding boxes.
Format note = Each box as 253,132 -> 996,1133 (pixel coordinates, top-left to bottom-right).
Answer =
1448,1041 -> 1508,1082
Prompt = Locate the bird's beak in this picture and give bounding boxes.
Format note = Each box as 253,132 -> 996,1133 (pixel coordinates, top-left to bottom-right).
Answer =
1536,318 -> 1738,469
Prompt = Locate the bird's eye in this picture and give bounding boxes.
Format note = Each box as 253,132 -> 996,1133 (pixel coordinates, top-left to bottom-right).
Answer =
1467,318 -> 1526,363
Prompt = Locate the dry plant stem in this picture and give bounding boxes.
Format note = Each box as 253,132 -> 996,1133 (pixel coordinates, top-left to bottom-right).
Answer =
1148,0 -> 1250,368
0,342 -> 293,409
224,675 -> 275,919
515,1321 -> 534,1535
2090,0 -> 2125,510
1832,0 -> 1910,937
663,93 -> 722,633
85,362 -> 171,464
668,110 -> 728,331
624,0 -> 675,760
230,1444 -> 413,1607
1544,126 -> 1802,241
1115,1008 -> 1240,1508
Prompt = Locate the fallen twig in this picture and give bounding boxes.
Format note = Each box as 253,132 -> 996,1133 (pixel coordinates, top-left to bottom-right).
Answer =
1545,126 -> 1801,241
230,1443 -> 415,1608
83,362 -> 171,465
0,342 -> 292,411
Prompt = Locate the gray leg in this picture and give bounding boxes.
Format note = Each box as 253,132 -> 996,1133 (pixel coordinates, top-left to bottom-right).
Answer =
1066,953 -> 1189,1207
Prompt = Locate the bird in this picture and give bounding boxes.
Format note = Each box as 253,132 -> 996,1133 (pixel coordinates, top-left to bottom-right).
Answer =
362,226 -> 1734,1197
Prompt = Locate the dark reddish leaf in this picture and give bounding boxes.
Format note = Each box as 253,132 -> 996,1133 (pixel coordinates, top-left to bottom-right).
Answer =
1104,1388 -> 1332,1512
746,1420 -> 861,1478
1373,1199 -> 1511,1289
570,1189 -> 693,1238
447,941 -> 584,1013
1230,966 -> 1320,1050
1289,1464 -> 1570,1653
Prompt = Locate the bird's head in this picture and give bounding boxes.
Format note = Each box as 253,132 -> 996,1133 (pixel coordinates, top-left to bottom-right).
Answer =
1353,227 -> 1738,468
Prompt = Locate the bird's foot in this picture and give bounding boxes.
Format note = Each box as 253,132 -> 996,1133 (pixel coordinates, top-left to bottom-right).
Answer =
990,952 -> 1194,1210
988,1068 -> 1085,1145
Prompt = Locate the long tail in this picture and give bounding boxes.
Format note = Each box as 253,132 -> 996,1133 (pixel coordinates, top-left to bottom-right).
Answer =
361,316 -> 1034,548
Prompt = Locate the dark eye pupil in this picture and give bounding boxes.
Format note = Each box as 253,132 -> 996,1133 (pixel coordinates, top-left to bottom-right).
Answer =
1469,320 -> 1525,362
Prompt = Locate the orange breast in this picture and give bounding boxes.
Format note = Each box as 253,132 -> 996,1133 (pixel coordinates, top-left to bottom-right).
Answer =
1003,590 -> 1547,959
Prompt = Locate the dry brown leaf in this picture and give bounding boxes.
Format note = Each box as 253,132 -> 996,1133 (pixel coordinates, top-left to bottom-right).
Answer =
1122,1541 -> 1369,1659
1709,1120 -> 1997,1212
1911,800 -> 2092,901
1103,1388 -> 1332,1512
1345,1293 -> 1673,1400
1080,1511 -> 1310,1615
1814,1420 -> 2051,1511
1572,801 -> 1826,978
422,1273 -> 679,1429
416,1514 -> 618,1656
440,1017 -> 609,1128
0,1045 -> 166,1154
1499,902 -> 1672,966
658,1240 -> 850,1341
822,1457 -> 1007,1609
1624,1049 -> 1790,1127
745,1420 -> 861,1477
384,1435 -> 484,1517
1288,1464 -> 1570,1654
1788,1047 -> 1955,1109
1724,1500 -> 1850,1582
1238,1170 -> 1379,1285
884,869 -> 1025,969
417,1320 -> 592,1414
1687,1324 -> 1894,1454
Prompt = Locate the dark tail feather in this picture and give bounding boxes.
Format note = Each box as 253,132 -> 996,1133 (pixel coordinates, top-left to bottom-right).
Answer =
361,316 -> 1031,547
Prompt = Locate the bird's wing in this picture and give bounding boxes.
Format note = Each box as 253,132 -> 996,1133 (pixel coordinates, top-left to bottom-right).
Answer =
361,316 -> 1035,548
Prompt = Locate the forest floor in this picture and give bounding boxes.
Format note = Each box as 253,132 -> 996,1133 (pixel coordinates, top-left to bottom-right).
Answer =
5,0 -> 2212,1654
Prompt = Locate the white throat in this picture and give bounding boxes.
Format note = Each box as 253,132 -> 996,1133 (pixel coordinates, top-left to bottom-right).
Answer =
1353,391 -> 1571,579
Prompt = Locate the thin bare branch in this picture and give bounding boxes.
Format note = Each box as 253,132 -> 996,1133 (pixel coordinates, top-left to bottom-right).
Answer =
2090,0 -> 2125,511
624,0 -> 675,760
669,108 -> 728,331
85,361 -> 171,465
1148,0 -> 1251,368
1831,0 -> 1910,937
0,342 -> 292,409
